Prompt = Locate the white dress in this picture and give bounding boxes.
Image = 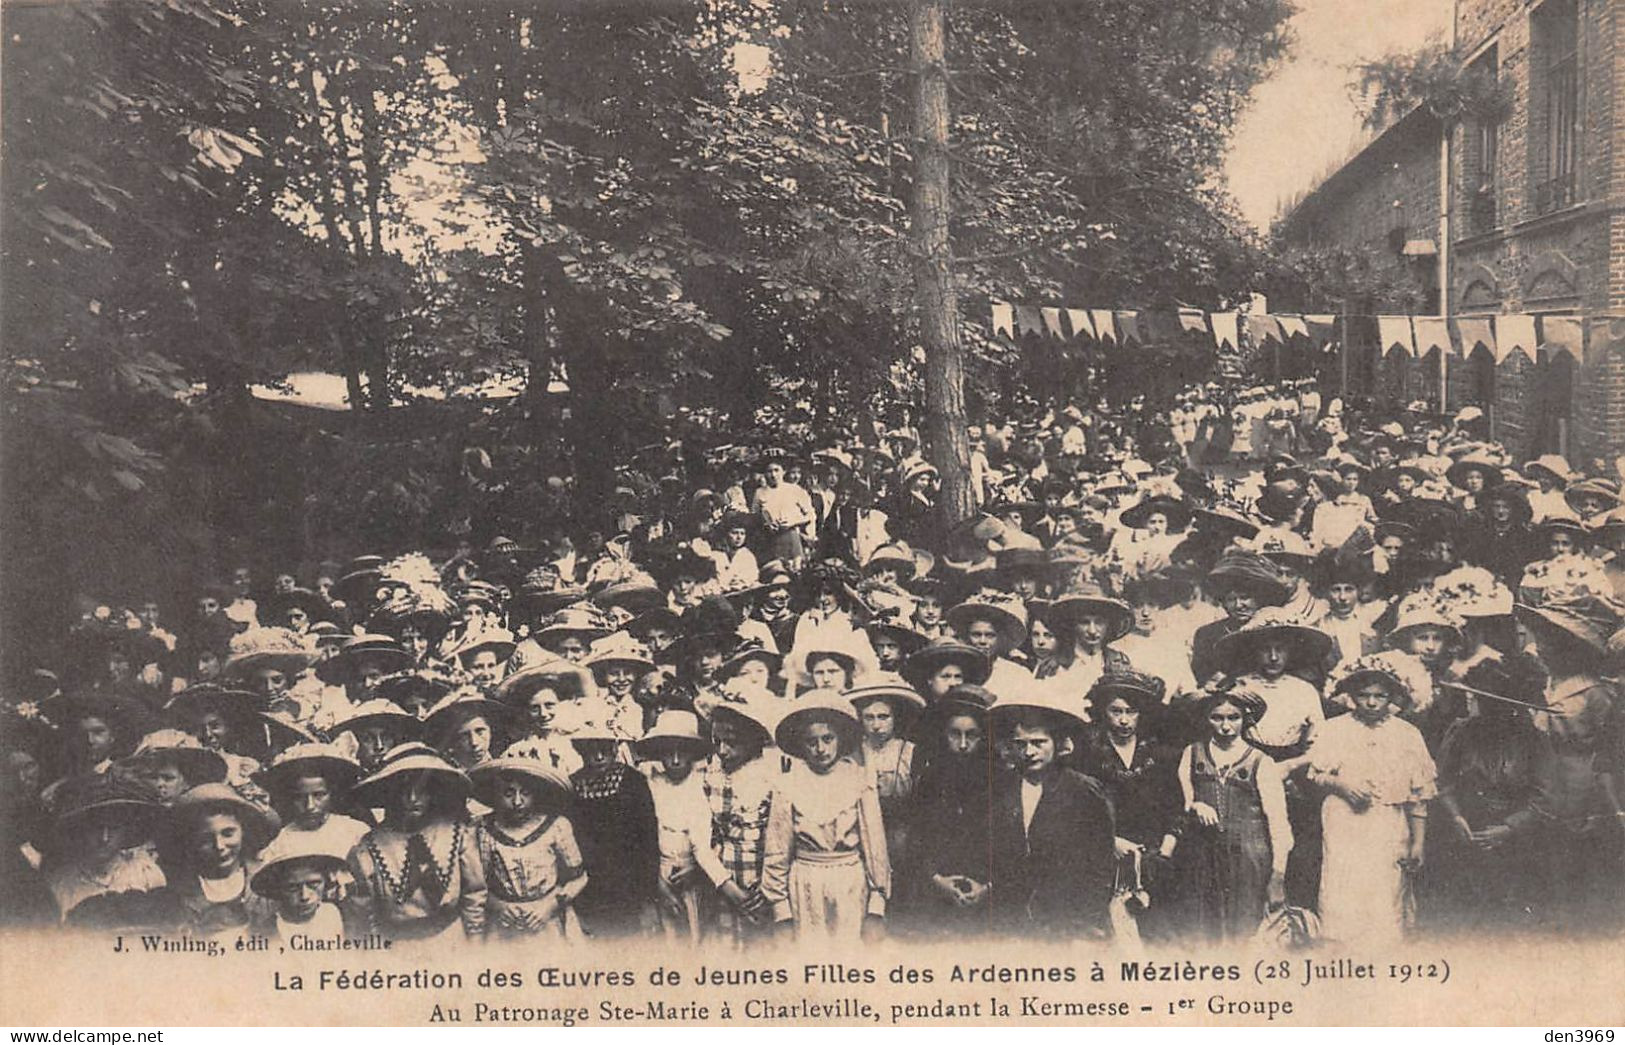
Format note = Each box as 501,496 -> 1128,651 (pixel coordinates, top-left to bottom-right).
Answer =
1310,713 -> 1436,943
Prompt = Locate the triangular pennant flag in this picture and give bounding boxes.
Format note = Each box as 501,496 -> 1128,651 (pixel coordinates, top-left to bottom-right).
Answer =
1413,316 -> 1452,356
1014,305 -> 1044,338
1065,308 -> 1094,340
1304,314 -> 1338,345
1245,314 -> 1283,345
1089,309 -> 1117,344
1177,308 -> 1208,334
1211,312 -> 1239,351
1115,310 -> 1142,345
991,302 -> 1015,339
1453,317 -> 1496,358
1040,307 -> 1065,340
1496,314 -> 1537,363
1277,314 -> 1308,340
1538,315 -> 1582,363
1377,315 -> 1415,357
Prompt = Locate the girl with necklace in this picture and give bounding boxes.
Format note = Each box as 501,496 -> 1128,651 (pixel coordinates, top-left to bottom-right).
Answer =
469,757 -> 586,939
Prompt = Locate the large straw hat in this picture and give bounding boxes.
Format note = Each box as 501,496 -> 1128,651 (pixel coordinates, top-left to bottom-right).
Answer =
119,729 -> 228,787
334,697 -> 422,741
1212,606 -> 1333,675
168,782 -> 279,857
466,755 -> 573,808
902,637 -> 991,689
1119,494 -> 1192,532
315,634 -> 412,686
1515,589 -> 1622,654
494,662 -> 589,706
1565,477 -> 1623,515
222,627 -> 316,682
1048,582 -> 1134,643
531,606 -> 613,649
1447,451 -> 1505,490
844,671 -> 927,715
249,832 -> 351,898
48,774 -> 164,850
945,589 -> 1028,654
1086,670 -> 1166,717
633,709 -> 713,762
350,742 -> 471,805
1524,454 -> 1575,487
446,628 -> 517,669
251,741 -> 360,793
1385,591 -> 1466,649
773,689 -> 863,754
988,683 -> 1088,738
584,632 -> 656,677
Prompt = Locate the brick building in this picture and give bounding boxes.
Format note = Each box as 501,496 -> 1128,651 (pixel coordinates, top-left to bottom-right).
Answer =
1275,0 -> 1624,468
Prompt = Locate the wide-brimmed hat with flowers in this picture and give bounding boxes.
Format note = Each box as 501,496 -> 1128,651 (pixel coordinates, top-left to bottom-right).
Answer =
1205,548 -> 1294,605
584,632 -> 656,677
532,605 -> 614,649
1213,607 -> 1333,675
945,589 -> 1029,655
222,627 -> 316,683
1328,650 -> 1434,713
1515,587 -> 1623,654
1119,494 -> 1192,532
446,628 -> 517,669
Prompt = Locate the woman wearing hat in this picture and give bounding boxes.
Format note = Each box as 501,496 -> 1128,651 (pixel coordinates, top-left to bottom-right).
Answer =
1461,482 -> 1536,587
117,729 -> 228,805
763,690 -> 889,940
1524,454 -> 1578,524
583,633 -> 656,745
1431,660 -> 1550,932
349,743 -> 486,940
253,743 -> 369,859
752,453 -> 816,569
1210,607 -> 1330,761
1171,687 -> 1292,942
1046,584 -> 1136,704
1310,652 -> 1438,944
156,783 -> 279,937
336,698 -> 423,775
985,688 -> 1116,938
40,774 -> 167,926
162,684 -> 276,794
1383,592 -> 1467,748
1446,451 -> 1504,513
1512,589 -> 1625,931
423,687 -> 515,773
1191,550 -> 1293,685
248,832 -> 361,942
946,589 -> 1034,699
902,637 -> 991,701
569,718 -> 661,938
902,686 -> 997,934
636,710 -> 723,941
469,756 -> 587,939
712,511 -> 760,592
848,674 -> 925,866
1564,477 -> 1622,524
1074,671 -> 1180,938
1112,494 -> 1191,577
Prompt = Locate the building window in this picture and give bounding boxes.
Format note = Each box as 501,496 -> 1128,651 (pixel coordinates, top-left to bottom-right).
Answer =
1466,46 -> 1499,233
1532,0 -> 1580,215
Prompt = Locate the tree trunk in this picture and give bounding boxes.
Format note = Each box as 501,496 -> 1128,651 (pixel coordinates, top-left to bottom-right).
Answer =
908,0 -> 974,525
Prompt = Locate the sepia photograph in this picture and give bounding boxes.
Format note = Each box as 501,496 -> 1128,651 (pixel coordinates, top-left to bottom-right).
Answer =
1,0 -> 1622,1030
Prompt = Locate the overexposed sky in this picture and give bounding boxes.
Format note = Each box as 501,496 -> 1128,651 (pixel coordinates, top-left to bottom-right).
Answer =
1225,0 -> 1453,231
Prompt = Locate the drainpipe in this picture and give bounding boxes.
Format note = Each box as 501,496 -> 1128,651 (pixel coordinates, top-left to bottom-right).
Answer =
1439,1 -> 1457,423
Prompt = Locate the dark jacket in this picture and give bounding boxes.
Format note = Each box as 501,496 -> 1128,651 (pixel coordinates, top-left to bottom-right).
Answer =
987,767 -> 1115,938
1073,732 -> 1181,848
